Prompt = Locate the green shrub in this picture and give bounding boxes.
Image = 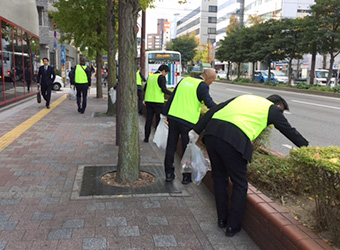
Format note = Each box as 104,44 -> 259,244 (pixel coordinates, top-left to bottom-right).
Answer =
264,81 -> 278,86
309,86 -> 333,92
190,71 -> 202,78
248,152 -> 295,198
296,83 -> 311,89
233,78 -> 251,83
333,86 -> 340,93
290,146 -> 340,243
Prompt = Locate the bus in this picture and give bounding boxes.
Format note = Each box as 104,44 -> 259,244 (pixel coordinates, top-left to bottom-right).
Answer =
145,50 -> 181,88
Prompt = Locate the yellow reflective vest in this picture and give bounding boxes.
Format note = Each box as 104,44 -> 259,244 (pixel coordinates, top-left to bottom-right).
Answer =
212,95 -> 273,141
136,71 -> 142,86
168,77 -> 203,124
75,65 -> 88,84
144,73 -> 164,103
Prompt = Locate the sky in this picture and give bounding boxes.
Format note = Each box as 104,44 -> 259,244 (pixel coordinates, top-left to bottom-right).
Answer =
138,0 -> 199,35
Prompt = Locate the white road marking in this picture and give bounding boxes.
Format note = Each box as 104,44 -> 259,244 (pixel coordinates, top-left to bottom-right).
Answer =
225,88 -> 252,94
291,100 -> 340,110
282,144 -> 293,149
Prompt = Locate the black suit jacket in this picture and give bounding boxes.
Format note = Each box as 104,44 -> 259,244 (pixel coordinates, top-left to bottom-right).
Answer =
37,65 -> 56,86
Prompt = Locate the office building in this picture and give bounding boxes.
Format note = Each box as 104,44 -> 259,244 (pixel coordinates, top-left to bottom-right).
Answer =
176,0 -> 218,45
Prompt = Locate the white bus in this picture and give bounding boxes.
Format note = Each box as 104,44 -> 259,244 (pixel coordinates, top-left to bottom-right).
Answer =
145,50 -> 181,88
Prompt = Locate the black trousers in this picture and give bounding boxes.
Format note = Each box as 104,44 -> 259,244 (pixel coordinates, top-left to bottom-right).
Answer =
137,85 -> 144,114
41,84 -> 52,106
26,81 -> 31,92
164,119 -> 190,174
75,83 -> 89,112
205,135 -> 248,230
144,102 -> 163,141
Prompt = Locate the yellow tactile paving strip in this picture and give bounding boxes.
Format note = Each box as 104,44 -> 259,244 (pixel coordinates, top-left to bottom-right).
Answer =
0,95 -> 67,153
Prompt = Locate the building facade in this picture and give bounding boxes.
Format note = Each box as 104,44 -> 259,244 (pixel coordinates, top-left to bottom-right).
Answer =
0,0 -> 39,106
176,0 -> 218,45
147,19 -> 169,50
36,0 -> 78,70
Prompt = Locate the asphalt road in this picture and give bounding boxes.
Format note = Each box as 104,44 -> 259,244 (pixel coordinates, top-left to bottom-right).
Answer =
209,81 -> 340,155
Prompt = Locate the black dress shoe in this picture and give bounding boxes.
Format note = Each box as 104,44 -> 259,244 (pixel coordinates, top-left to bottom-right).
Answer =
218,219 -> 227,228
181,173 -> 192,185
226,227 -> 241,237
143,138 -> 148,143
165,173 -> 175,182
46,105 -> 50,109
78,107 -> 81,113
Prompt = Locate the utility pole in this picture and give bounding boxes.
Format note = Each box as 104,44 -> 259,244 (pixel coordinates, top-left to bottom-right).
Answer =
140,11 -> 146,75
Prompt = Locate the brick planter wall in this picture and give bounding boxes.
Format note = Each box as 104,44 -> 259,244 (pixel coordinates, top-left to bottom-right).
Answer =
201,174 -> 334,250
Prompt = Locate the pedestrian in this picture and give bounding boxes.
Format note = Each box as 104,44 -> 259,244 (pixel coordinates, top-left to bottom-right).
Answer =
72,56 -> 92,114
136,67 -> 146,115
143,64 -> 173,143
37,58 -> 56,109
189,94 -> 309,237
163,68 -> 217,184
68,67 -> 75,85
24,65 -> 32,93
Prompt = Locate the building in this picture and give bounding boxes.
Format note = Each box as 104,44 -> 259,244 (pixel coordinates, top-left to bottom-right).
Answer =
36,0 -> 77,70
147,19 -> 168,50
216,0 -> 241,46
176,0 -> 218,45
0,0 -> 39,106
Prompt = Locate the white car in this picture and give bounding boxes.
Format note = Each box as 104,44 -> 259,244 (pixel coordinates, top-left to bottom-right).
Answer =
216,70 -> 227,79
271,70 -> 289,83
52,75 -> 64,91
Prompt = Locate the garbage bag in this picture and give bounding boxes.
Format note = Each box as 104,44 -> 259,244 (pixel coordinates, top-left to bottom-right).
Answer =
152,117 -> 168,150
181,143 -> 211,185
109,87 -> 116,104
67,87 -> 76,101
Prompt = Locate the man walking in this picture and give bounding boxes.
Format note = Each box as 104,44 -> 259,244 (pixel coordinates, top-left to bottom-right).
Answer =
163,68 -> 217,184
143,64 -> 172,142
37,58 -> 55,109
73,56 -> 92,114
190,94 -> 309,237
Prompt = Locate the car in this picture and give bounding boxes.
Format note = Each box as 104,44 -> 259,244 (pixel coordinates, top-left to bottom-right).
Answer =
271,70 -> 288,83
254,70 -> 274,83
216,70 -> 227,79
52,75 -> 64,91
313,69 -> 336,87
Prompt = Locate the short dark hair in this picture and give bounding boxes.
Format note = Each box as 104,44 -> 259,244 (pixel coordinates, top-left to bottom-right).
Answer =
266,94 -> 289,111
42,57 -> 49,62
158,64 -> 170,73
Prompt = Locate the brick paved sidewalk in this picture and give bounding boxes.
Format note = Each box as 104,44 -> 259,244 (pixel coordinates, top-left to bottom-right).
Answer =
0,87 -> 259,250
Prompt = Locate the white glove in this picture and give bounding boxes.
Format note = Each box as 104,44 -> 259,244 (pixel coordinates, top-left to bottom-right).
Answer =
160,114 -> 166,119
188,130 -> 199,143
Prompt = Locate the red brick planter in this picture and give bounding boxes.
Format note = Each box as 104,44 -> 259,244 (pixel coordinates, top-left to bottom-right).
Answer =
201,174 -> 334,250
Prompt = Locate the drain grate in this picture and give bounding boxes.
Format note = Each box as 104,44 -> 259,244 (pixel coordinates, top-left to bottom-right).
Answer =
79,165 -> 182,196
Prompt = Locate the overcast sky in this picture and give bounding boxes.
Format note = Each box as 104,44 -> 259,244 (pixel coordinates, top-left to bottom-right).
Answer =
138,0 -> 199,35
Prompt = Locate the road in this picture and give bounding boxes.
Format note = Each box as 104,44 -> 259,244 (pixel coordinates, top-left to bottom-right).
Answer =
209,81 -> 340,155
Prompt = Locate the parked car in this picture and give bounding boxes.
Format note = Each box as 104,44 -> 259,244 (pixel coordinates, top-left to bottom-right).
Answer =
313,69 -> 336,87
271,70 -> 288,83
216,70 -> 227,79
52,75 -> 64,91
254,70 -> 288,83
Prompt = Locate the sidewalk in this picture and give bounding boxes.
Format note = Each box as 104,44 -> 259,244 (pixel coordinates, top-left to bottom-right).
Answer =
0,87 -> 259,250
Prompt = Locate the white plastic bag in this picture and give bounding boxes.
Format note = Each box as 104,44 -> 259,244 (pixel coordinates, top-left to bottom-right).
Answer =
152,117 -> 168,150
109,87 -> 116,104
67,87 -> 76,101
181,143 -> 211,185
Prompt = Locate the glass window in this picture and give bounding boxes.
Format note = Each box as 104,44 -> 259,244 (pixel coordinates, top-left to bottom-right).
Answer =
0,20 -> 3,103
209,6 -> 217,12
23,32 -> 33,93
14,27 -> 25,97
208,17 -> 217,23
208,28 -> 216,34
37,7 -> 44,26
2,21 -> 15,102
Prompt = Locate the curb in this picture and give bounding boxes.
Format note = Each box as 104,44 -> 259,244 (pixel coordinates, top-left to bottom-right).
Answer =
215,80 -> 340,98
201,175 -> 334,250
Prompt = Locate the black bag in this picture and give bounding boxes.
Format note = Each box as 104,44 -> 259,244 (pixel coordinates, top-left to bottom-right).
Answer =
37,89 -> 41,103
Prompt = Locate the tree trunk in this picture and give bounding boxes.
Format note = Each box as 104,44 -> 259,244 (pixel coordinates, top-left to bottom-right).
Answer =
227,62 -> 231,80
322,54 -> 327,69
288,58 -> 293,86
267,58 -> 271,83
96,51 -> 103,98
309,52 -> 316,85
106,0 -> 117,116
117,0 -> 141,183
251,62 -> 255,81
237,62 -> 241,78
327,53 -> 334,87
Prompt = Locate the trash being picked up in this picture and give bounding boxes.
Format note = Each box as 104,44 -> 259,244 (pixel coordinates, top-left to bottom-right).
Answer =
180,143 -> 211,185
153,116 -> 168,150
67,87 -> 76,101
109,87 -> 116,104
